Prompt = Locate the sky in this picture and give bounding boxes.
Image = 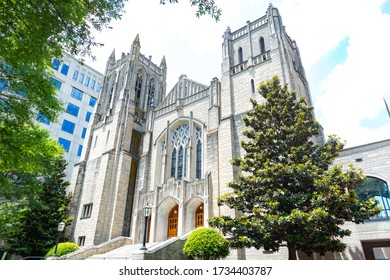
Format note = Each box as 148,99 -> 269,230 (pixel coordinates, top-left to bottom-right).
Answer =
85,0 -> 390,148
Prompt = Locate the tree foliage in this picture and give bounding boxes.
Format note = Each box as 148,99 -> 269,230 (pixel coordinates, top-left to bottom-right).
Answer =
0,0 -> 126,123
183,228 -> 230,260
160,0 -> 221,21
0,120 -> 64,196
0,0 -> 126,188
209,76 -> 380,259
0,158 -> 72,257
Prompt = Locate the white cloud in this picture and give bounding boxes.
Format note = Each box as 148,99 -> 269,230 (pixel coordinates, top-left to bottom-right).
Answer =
84,0 -> 390,148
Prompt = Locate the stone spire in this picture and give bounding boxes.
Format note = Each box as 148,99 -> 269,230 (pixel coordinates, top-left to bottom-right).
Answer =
109,48 -> 116,61
133,33 -> 141,48
160,55 -> 167,67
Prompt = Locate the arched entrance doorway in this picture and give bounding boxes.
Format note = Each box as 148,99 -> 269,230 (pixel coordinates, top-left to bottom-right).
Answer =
167,204 -> 179,238
196,203 -> 204,228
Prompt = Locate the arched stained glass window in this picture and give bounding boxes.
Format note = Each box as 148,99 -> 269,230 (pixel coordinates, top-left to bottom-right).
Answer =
169,123 -> 202,180
171,124 -> 190,179
356,176 -> 390,220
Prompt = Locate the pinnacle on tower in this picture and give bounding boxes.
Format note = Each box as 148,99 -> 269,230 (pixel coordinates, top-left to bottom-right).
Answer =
109,48 -> 116,61
160,55 -> 167,67
133,33 -> 141,47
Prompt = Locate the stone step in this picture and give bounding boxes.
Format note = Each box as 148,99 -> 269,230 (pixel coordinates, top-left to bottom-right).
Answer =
86,243 -> 158,260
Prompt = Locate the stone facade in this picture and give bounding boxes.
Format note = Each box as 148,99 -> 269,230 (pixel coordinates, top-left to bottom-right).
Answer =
331,139 -> 390,260
69,4 -> 323,259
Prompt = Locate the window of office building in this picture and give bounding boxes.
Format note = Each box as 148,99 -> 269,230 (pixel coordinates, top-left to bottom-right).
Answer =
71,87 -> 83,101
77,145 -> 83,157
73,70 -> 79,80
50,78 -> 62,90
66,103 -> 79,117
52,59 -> 60,70
37,112 -> 50,125
60,64 -> 69,76
89,96 -> 97,107
85,111 -> 92,122
81,127 -> 87,139
58,138 -> 71,152
79,73 -> 84,84
84,76 -> 90,87
61,119 -> 75,134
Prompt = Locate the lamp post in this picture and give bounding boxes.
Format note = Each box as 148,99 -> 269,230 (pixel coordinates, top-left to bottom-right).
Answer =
140,206 -> 151,250
53,221 -> 65,257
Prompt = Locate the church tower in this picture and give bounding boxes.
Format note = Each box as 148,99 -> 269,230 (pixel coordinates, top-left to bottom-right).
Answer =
69,35 -> 167,246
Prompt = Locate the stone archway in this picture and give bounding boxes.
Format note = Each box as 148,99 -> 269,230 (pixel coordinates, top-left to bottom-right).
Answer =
155,197 -> 180,242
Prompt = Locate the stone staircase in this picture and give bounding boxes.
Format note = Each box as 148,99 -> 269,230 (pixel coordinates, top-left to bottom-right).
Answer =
60,234 -> 191,260
86,242 -> 158,260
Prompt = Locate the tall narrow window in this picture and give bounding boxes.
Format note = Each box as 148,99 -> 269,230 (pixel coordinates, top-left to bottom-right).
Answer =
147,80 -> 155,107
73,70 -> 79,80
81,127 -> 87,139
79,73 -> 84,84
135,72 -> 143,107
77,145 -> 83,157
177,146 -> 184,179
171,148 -> 177,177
238,47 -> 244,64
251,79 -> 255,94
196,127 -> 202,179
259,37 -> 265,54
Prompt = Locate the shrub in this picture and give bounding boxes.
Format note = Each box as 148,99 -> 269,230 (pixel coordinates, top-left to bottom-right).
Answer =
45,242 -> 79,258
183,228 -> 229,260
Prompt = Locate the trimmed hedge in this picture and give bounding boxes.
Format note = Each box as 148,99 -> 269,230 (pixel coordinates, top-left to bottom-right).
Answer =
45,242 -> 79,258
183,228 -> 229,260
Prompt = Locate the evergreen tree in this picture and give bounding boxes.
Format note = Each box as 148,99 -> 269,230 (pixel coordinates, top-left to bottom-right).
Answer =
0,158 -> 71,257
209,76 -> 380,259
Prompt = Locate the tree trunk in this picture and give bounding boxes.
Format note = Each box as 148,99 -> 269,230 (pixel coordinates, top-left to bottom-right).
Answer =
287,243 -> 297,260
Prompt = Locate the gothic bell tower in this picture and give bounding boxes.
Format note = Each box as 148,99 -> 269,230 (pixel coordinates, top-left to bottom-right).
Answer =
69,34 -> 167,246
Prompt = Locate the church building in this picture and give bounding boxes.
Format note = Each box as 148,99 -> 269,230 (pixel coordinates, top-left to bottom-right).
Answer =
69,4 -> 318,253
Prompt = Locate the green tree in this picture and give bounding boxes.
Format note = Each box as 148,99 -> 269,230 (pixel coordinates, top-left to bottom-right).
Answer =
0,158 -> 72,257
209,76 -> 380,259
183,228 -> 229,260
160,0 -> 221,21
0,120 -> 64,197
0,0 -> 126,123
0,0 -> 126,189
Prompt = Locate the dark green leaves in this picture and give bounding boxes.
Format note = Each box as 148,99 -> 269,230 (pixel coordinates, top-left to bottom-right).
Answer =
209,76 -> 380,258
